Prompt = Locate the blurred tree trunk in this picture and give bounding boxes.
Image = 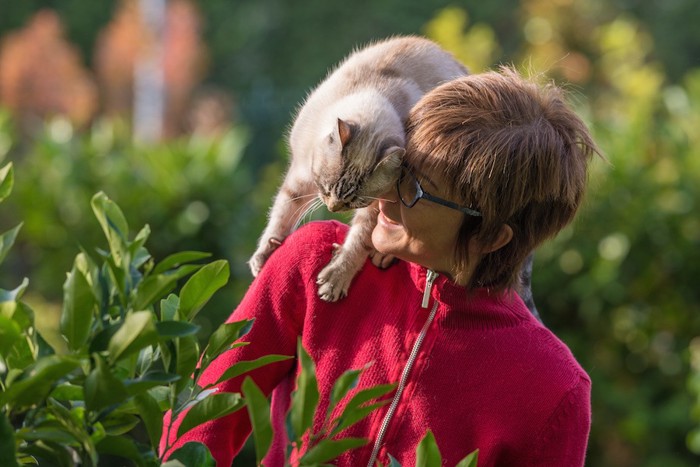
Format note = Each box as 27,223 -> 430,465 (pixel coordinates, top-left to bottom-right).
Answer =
134,0 -> 166,142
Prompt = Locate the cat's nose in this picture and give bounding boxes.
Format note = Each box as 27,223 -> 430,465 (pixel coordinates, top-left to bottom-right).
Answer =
327,199 -> 344,212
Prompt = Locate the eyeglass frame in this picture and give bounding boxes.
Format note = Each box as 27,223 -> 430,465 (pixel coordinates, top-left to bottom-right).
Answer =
397,164 -> 482,217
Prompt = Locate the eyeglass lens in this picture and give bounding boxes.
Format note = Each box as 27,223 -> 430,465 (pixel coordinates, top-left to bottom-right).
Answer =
398,166 -> 419,207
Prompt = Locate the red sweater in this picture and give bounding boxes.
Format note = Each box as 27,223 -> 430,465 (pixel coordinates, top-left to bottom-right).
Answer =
160,221 -> 591,466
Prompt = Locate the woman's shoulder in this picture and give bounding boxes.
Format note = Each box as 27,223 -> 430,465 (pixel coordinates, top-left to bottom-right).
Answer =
287,220 -> 349,247
263,221 -> 348,275
523,324 -> 591,390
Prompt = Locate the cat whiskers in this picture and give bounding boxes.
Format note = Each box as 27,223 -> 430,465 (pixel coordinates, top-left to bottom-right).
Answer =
292,196 -> 324,230
284,193 -> 319,204
359,196 -> 397,203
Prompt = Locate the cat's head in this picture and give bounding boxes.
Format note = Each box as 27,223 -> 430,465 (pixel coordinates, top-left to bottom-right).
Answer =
313,118 -> 404,212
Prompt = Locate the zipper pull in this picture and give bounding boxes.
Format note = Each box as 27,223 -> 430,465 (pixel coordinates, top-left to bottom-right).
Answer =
421,269 -> 438,308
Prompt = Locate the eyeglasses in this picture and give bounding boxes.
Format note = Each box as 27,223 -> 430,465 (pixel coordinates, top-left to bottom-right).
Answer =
397,164 -> 482,217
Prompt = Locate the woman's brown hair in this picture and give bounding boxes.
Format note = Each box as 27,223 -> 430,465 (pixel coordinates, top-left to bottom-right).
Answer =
405,66 -> 602,291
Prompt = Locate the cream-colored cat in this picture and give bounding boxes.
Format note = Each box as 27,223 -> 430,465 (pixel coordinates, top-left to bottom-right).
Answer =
249,36 -> 468,301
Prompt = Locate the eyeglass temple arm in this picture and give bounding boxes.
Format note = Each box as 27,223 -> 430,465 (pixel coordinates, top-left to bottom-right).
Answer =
421,192 -> 482,217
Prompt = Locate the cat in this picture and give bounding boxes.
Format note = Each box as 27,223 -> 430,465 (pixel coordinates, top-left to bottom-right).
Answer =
248,36 -> 469,301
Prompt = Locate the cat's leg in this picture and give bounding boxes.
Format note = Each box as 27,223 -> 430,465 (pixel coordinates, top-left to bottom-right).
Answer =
316,205 -> 378,301
249,179 -> 315,277
518,252 -> 541,322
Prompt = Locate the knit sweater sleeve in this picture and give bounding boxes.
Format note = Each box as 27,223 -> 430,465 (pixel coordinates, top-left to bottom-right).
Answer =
159,222 -> 336,466
526,375 -> 592,467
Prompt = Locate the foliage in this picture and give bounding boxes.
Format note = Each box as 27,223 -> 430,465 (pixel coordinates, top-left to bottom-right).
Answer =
0,113 -> 275,330
0,168 -> 408,466
0,173 -> 248,465
423,7 -> 499,73
0,1 -> 700,465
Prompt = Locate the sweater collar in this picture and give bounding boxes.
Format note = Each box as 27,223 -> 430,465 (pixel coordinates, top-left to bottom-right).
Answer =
405,261 -> 534,329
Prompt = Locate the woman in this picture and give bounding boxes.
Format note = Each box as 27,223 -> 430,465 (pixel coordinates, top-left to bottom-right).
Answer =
161,67 -> 601,466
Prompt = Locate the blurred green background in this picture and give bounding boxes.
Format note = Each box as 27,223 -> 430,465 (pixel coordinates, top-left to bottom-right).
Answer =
0,0 -> 699,465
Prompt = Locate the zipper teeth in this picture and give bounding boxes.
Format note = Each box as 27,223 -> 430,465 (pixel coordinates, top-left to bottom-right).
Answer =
367,299 -> 439,467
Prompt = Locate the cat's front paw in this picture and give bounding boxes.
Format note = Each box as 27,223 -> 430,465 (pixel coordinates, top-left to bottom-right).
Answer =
249,237 -> 283,277
369,250 -> 396,269
316,244 -> 354,302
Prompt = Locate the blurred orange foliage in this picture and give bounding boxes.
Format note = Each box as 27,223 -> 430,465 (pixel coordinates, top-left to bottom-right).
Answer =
0,10 -> 98,130
94,0 -> 208,137
0,0 -> 209,138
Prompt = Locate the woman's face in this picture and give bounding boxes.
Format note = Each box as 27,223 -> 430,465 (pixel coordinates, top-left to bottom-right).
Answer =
372,165 -> 466,278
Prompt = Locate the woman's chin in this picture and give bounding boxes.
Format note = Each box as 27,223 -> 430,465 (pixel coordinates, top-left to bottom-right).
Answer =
372,223 -> 400,256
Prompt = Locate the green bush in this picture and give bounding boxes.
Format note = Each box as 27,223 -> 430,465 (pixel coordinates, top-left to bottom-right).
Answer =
0,165 -> 241,465
0,112 -> 281,329
0,166 -> 432,466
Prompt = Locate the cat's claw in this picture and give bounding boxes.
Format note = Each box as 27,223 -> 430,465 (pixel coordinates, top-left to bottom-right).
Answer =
249,237 -> 283,277
317,279 -> 348,302
316,252 -> 354,302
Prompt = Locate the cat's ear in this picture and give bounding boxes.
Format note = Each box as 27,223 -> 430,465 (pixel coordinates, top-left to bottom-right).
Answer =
337,118 -> 356,147
367,145 -> 404,194
379,145 -> 405,167
375,145 -> 404,174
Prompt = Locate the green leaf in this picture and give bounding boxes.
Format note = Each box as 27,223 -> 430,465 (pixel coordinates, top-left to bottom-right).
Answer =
331,367 -> 364,406
175,335 -> 200,393
0,412 -> 19,467
167,441 -> 216,467
132,264 -> 201,311
179,260 -> 229,320
0,162 -> 14,203
242,376 -> 273,465
134,391 -> 164,452
47,401 -> 99,465
0,315 -> 21,358
2,327 -> 34,370
15,425 -> 78,444
124,371 -> 180,395
387,454 -> 402,467
331,400 -> 390,437
301,437 -> 368,464
0,355 -> 80,408
50,383 -> 85,402
153,251 -> 212,275
324,365 -> 369,431
0,277 -> 28,303
84,354 -> 129,412
0,223 -> 21,265
202,319 -> 254,365
156,321 -> 201,338
289,340 -> 319,443
330,383 -> 395,436
455,449 -> 479,467
60,256 -> 96,350
160,294 -> 180,321
100,412 -> 140,436
95,436 -> 147,467
128,224 -> 151,261
176,392 -> 245,438
89,322 -> 120,354
416,430 -> 441,467
213,354 -> 293,387
108,310 -> 159,363
91,191 -> 129,262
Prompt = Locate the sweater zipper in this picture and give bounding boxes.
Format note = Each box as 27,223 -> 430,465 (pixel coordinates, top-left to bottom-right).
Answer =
367,269 -> 439,467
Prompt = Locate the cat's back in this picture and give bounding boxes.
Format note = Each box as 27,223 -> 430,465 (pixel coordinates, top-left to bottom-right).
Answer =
332,36 -> 467,93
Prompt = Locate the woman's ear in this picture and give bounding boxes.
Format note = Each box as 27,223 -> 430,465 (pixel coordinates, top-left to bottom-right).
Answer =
471,224 -> 513,254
